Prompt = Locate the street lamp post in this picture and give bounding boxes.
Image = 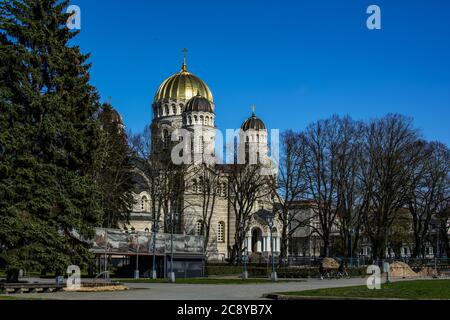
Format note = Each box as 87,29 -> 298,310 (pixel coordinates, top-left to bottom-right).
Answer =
240,221 -> 249,280
167,211 -> 178,283
104,230 -> 108,280
266,215 -> 277,282
134,232 -> 140,279
435,222 -> 439,272
151,220 -> 159,280
242,248 -> 249,280
349,229 -> 354,267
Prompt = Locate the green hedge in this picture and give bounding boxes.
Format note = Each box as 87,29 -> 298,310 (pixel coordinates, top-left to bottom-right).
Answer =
206,265 -> 246,276
206,264 -> 269,277
277,267 -> 367,278
206,265 -> 368,278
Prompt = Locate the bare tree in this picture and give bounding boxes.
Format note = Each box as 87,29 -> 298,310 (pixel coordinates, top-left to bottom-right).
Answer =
334,118 -> 365,258
405,141 -> 450,257
304,116 -> 345,257
271,130 -> 309,262
227,164 -> 271,264
129,126 -> 189,233
130,126 -> 163,228
359,114 -> 420,261
186,163 -> 222,253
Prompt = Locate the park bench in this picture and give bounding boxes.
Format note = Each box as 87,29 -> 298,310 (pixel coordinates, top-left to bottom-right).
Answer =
0,281 -> 123,294
0,283 -> 66,294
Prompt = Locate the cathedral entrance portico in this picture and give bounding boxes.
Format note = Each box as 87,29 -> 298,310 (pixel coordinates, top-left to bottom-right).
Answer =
251,228 -> 263,253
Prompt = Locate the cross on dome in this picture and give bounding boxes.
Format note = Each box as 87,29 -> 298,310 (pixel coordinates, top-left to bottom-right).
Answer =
182,48 -> 188,72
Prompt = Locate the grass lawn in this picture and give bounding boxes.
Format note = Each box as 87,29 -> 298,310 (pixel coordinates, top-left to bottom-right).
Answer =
115,278 -> 303,285
0,296 -> 23,300
0,295 -> 44,300
279,280 -> 450,300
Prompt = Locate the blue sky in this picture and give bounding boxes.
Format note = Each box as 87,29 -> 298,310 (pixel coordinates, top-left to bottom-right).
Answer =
70,0 -> 450,145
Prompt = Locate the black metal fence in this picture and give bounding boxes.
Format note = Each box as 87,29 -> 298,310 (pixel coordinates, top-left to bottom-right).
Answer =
206,256 -> 450,278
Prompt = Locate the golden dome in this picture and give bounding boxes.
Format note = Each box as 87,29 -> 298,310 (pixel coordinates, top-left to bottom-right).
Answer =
154,60 -> 213,103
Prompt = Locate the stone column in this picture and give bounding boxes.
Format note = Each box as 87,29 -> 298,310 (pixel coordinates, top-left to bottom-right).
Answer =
257,239 -> 262,253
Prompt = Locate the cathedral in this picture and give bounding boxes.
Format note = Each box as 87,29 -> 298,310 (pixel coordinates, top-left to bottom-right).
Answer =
125,54 -> 282,262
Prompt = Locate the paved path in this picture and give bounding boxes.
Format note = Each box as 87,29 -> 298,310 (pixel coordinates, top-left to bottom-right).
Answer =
3,278 -> 371,300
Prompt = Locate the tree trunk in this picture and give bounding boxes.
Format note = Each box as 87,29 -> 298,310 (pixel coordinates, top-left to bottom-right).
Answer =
230,244 -> 237,264
371,238 -> 383,264
279,225 -> 289,264
6,269 -> 19,283
412,234 -> 422,258
322,237 -> 330,257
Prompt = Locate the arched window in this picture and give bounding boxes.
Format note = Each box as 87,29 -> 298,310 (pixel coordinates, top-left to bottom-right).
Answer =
205,116 -> 209,125
141,196 -> 148,211
188,116 -> 192,125
210,137 -> 214,156
192,179 -> 198,193
145,228 -> 150,233
162,130 -> 169,149
179,105 -> 183,114
158,106 -> 162,117
196,220 -> 203,236
164,105 -> 169,116
200,115 -> 204,125
199,136 -> 204,154
217,222 -> 225,242
198,177 -> 203,193
194,115 -> 198,124
172,105 -> 177,115
221,183 -> 227,196
216,184 -> 222,196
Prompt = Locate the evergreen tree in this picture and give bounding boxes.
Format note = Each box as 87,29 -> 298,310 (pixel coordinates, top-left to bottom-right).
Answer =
96,103 -> 134,228
0,0 -> 102,280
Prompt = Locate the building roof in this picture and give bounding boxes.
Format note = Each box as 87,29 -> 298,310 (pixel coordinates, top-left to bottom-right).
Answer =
154,59 -> 213,102
184,92 -> 214,113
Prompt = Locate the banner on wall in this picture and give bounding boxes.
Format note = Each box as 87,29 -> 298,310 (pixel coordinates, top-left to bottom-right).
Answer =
92,228 -> 204,255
